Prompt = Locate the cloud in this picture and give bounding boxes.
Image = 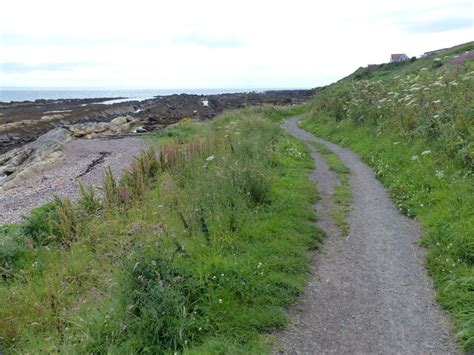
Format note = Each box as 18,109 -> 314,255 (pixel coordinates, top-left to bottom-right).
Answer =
172,33 -> 245,48
0,32 -> 161,48
400,17 -> 472,33
0,0 -> 472,88
0,62 -> 93,74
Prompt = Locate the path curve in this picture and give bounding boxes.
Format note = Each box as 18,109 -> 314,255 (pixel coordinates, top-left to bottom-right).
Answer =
276,116 -> 456,354
0,137 -> 148,224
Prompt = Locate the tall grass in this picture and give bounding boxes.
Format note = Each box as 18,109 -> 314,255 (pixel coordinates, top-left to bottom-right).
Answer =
301,43 -> 474,350
0,107 -> 322,353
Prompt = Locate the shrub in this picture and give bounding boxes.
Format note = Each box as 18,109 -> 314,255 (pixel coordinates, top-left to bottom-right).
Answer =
0,225 -> 27,280
22,203 -> 60,245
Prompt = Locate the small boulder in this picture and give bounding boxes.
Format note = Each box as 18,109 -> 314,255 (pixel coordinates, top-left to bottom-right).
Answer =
111,115 -> 133,125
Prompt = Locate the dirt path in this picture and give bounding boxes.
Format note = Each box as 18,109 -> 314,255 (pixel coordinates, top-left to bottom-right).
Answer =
0,137 -> 148,224
276,116 -> 456,353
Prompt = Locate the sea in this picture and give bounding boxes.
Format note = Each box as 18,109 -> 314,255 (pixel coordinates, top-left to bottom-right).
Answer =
0,88 -> 277,103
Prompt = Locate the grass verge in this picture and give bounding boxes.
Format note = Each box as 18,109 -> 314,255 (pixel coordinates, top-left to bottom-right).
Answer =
0,106 -> 323,353
309,141 -> 352,236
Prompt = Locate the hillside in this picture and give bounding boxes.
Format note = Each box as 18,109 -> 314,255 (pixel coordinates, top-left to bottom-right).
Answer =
301,41 -> 474,350
346,41 -> 474,82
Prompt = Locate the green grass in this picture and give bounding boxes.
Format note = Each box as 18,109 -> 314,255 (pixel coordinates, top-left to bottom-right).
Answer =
300,42 -> 474,350
0,106 -> 323,353
309,142 -> 352,236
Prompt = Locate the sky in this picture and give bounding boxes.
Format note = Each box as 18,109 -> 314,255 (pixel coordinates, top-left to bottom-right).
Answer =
0,0 -> 472,89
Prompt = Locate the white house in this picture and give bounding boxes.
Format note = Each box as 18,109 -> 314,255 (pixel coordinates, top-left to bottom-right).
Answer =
390,53 -> 409,62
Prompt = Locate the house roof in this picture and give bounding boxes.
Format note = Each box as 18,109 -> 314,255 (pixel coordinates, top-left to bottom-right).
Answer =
423,48 -> 448,56
390,53 -> 408,60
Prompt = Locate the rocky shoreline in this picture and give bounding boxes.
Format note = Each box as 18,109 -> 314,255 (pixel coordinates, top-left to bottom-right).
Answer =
0,88 -> 316,223
0,136 -> 148,224
0,89 -> 316,154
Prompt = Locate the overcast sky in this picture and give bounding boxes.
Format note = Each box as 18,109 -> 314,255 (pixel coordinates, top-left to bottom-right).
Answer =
0,0 -> 472,89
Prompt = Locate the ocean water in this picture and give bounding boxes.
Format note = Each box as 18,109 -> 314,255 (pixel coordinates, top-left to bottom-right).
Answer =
0,88 -> 270,103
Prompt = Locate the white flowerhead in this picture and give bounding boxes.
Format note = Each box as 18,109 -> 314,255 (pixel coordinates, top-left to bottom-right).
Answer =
421,150 -> 431,156
206,155 -> 215,161
435,170 -> 444,179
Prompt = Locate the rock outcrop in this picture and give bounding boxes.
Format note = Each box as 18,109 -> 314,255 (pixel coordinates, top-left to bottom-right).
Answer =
0,114 -> 145,190
0,128 -> 72,190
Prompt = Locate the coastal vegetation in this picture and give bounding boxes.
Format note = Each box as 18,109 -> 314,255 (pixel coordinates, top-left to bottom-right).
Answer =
309,141 -> 352,236
301,41 -> 474,350
0,106 -> 322,353
0,38 -> 472,353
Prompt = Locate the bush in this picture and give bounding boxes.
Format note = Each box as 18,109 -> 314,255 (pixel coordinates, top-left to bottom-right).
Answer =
22,203 -> 60,245
0,225 -> 27,280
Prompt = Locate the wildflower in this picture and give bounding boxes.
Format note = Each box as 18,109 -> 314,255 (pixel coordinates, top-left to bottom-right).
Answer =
432,100 -> 441,104
218,299 -> 223,304
420,67 -> 428,71
206,155 -> 215,161
435,170 -> 444,179
434,58 -> 441,62
411,155 -> 419,161
433,114 -> 439,119
421,150 -> 431,156
378,98 -> 387,103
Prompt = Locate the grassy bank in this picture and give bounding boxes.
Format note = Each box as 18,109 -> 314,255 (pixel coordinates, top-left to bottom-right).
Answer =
300,42 -> 474,350
0,106 -> 323,353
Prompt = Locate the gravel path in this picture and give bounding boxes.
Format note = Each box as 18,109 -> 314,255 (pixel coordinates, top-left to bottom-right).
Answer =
276,116 -> 457,354
0,136 -> 149,224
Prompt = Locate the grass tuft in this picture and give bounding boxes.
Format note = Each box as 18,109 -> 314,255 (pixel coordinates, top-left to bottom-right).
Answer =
310,141 -> 352,236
